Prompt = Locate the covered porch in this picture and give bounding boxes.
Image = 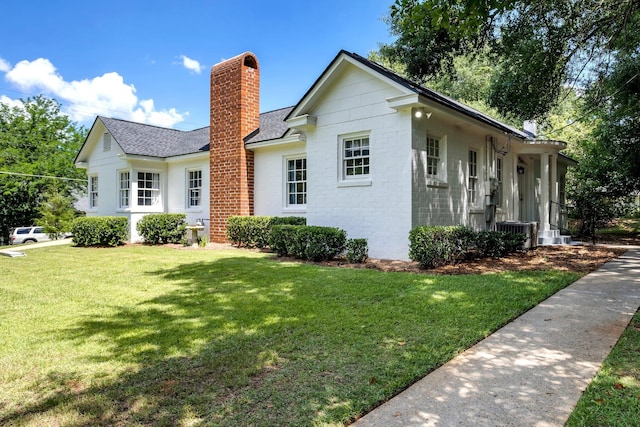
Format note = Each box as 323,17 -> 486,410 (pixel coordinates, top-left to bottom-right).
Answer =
513,140 -> 576,245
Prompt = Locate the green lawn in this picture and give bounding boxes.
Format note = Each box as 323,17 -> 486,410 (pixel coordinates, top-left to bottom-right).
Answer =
0,245 -> 580,426
566,310 -> 640,426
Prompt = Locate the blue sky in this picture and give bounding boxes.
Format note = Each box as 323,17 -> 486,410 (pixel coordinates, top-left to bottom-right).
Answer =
0,0 -> 394,130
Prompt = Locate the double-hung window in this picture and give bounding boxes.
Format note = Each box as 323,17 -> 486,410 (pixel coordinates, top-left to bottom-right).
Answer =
468,150 -> 478,205
89,176 -> 98,209
137,172 -> 160,206
187,170 -> 202,208
343,135 -> 370,178
119,172 -> 130,208
426,137 -> 440,178
286,158 -> 307,206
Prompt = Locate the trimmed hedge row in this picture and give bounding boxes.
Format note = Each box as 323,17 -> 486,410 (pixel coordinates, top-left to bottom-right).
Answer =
409,225 -> 527,268
409,226 -> 477,268
137,213 -> 187,244
269,225 -> 347,261
71,216 -> 129,247
226,216 -> 306,248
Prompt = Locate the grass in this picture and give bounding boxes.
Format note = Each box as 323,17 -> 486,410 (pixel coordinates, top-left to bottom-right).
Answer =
596,217 -> 640,237
0,245 -> 581,426
566,310 -> 640,426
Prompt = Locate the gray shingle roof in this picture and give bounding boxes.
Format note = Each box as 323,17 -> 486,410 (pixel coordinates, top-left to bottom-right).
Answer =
245,106 -> 294,144
99,117 -> 210,157
95,107 -> 292,158
287,50 -> 530,139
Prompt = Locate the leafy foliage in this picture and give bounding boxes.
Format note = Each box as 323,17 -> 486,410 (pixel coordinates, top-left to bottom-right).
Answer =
382,0 -> 640,121
409,226 -> 525,268
346,238 -> 369,263
71,216 -> 128,247
409,226 -> 476,268
269,224 -> 347,261
475,231 -> 526,258
136,213 -> 187,244
0,96 -> 86,241
226,216 -> 306,248
36,190 -> 79,238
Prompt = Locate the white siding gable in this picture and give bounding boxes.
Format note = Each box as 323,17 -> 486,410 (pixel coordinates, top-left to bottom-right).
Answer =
304,63 -> 413,260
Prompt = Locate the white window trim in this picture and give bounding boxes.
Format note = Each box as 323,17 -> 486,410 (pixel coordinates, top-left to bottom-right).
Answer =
88,175 -> 98,210
135,170 -> 162,209
186,169 -> 203,211
468,149 -> 478,207
117,170 -> 131,211
426,134 -> 447,187
338,131 -> 372,187
283,154 -> 307,212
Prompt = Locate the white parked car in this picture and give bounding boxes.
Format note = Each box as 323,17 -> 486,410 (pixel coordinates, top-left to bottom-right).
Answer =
9,226 -> 51,244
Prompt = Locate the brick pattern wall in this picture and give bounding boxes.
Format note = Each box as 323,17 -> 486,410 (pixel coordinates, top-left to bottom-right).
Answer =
209,53 -> 259,242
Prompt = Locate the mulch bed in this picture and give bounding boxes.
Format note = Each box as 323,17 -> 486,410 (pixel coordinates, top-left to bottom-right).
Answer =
174,239 -> 638,276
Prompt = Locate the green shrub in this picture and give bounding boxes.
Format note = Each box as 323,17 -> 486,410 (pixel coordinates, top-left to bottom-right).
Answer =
271,216 -> 307,226
502,232 -> 527,254
136,213 -> 187,244
475,231 -> 526,258
346,238 -> 368,263
409,226 -> 475,268
297,226 -> 347,261
227,216 -> 306,248
71,216 -> 129,247
269,225 -> 301,256
269,224 -> 346,261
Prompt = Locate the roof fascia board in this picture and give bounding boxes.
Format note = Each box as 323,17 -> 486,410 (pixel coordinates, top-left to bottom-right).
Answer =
117,153 -> 167,163
246,134 -> 305,150
165,151 -> 209,163
74,116 -> 102,164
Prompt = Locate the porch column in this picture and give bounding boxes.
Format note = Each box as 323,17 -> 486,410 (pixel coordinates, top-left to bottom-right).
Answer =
513,156 -> 520,220
539,153 -> 550,232
550,154 -> 558,229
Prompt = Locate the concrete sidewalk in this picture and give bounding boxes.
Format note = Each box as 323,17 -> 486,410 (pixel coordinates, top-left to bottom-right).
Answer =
353,247 -> 640,427
0,238 -> 72,256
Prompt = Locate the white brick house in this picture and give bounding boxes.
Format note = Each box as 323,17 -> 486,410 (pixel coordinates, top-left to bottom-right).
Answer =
75,50 -> 575,259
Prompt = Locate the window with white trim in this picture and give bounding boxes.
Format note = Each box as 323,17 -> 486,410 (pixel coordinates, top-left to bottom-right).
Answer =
119,171 -> 130,208
468,150 -> 478,205
427,137 -> 440,178
342,135 -> 370,179
103,133 -> 111,152
89,175 -> 98,208
187,169 -> 202,208
137,172 -> 160,206
286,157 -> 307,206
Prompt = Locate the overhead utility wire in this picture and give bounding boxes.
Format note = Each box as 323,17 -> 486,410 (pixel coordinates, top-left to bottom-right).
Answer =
0,171 -> 86,182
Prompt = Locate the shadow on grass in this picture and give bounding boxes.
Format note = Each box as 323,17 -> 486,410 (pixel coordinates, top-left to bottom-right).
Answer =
0,254 -> 576,426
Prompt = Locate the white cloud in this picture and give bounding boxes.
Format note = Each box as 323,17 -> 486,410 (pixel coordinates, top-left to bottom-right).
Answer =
180,55 -> 204,74
0,95 -> 23,109
0,57 -> 186,127
0,57 -> 10,72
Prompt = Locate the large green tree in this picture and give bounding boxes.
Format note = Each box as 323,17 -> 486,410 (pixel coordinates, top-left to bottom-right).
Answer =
381,0 -> 640,121
0,96 -> 86,243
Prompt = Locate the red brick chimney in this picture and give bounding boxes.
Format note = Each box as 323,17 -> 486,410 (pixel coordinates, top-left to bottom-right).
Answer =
209,52 -> 259,243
